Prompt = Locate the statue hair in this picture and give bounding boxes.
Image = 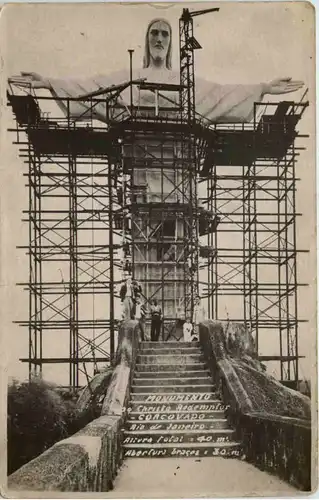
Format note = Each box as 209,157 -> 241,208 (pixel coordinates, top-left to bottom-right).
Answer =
143,18 -> 172,70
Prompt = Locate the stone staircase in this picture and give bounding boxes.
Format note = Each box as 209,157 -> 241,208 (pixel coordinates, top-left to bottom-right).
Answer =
123,341 -> 242,459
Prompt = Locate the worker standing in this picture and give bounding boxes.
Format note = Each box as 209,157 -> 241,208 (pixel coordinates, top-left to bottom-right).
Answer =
132,280 -> 142,319
150,299 -> 162,341
183,318 -> 193,342
119,277 -> 134,320
136,300 -> 147,341
193,295 -> 206,341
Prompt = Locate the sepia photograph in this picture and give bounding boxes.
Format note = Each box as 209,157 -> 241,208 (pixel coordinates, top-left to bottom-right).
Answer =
0,1 -> 316,497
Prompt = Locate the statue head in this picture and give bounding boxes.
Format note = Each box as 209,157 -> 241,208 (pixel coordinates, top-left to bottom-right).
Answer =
143,18 -> 172,69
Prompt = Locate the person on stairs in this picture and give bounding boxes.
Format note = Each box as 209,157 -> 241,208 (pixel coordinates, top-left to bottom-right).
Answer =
136,299 -> 147,342
119,277 -> 134,320
193,295 -> 206,342
150,298 -> 162,341
183,318 -> 193,342
132,279 -> 142,318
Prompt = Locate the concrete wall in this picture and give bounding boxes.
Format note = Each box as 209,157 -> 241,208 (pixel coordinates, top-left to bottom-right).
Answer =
7,320 -> 140,493
8,415 -> 122,492
199,320 -> 312,491
199,319 -> 311,420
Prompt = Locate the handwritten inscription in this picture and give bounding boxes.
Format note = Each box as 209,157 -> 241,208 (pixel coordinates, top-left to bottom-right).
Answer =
124,447 -> 241,458
128,422 -> 224,431
123,434 -> 231,445
123,434 -> 229,444
129,403 -> 229,414
144,394 -> 215,403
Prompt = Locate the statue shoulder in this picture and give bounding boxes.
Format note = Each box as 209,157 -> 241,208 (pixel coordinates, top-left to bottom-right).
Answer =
196,75 -> 221,91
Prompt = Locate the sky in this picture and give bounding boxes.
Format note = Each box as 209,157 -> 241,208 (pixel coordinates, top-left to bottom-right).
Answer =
0,2 -> 316,385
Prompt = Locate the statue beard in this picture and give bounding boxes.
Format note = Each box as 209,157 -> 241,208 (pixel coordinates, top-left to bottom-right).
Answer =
151,53 -> 166,65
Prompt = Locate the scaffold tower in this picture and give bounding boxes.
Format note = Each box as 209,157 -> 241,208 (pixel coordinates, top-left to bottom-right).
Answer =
8,8 -> 308,391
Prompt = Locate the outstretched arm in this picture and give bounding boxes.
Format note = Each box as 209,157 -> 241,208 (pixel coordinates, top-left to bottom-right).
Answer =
196,75 -> 304,123
8,70 -> 131,123
262,77 -> 304,95
8,71 -> 119,123
8,72 -> 51,89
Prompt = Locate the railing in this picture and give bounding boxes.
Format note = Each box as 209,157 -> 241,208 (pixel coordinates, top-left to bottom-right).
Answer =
8,320 -> 140,493
221,371 -> 311,491
199,320 -> 312,491
99,318 -> 140,489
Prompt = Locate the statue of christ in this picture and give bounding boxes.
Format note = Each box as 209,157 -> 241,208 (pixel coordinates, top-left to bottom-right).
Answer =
10,18 -> 304,123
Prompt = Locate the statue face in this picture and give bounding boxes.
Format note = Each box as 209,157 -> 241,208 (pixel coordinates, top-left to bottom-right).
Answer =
148,20 -> 170,64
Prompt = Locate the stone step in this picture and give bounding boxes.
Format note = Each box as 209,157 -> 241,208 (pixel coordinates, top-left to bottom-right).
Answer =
135,363 -> 207,373
137,354 -> 204,365
129,392 -> 220,403
141,341 -> 200,349
140,347 -> 202,355
133,377 -> 212,387
134,370 -> 210,379
123,429 -> 236,445
131,384 -> 215,394
126,419 -> 230,431
123,442 -> 242,459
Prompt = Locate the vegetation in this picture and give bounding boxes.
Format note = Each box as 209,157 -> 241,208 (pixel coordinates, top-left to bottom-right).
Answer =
7,377 -> 98,475
233,362 -> 311,420
210,320 -> 311,420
